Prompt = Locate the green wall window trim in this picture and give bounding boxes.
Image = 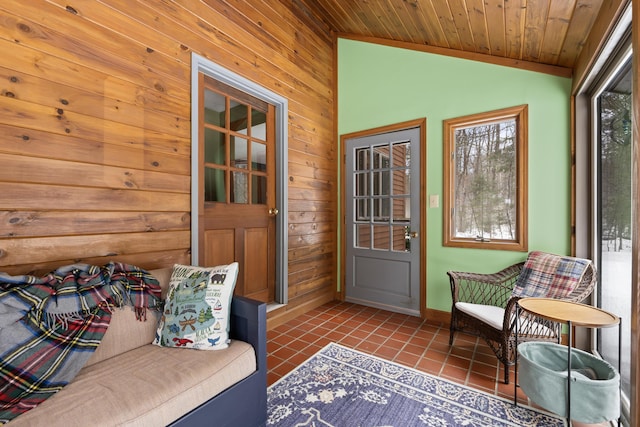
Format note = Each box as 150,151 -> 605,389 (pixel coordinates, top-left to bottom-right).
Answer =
443,105 -> 528,252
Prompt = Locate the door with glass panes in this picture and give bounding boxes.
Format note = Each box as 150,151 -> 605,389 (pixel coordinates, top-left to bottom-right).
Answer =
198,74 -> 276,303
344,126 -> 422,316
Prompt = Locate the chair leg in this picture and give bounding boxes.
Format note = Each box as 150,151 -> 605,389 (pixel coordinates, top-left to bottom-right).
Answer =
448,326 -> 455,346
503,362 -> 510,384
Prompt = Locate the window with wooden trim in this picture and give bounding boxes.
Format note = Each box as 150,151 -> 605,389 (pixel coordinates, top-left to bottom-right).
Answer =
443,105 -> 528,251
201,75 -> 270,206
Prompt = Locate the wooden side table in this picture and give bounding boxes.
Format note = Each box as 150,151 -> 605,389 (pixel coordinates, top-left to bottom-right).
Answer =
515,298 -> 621,425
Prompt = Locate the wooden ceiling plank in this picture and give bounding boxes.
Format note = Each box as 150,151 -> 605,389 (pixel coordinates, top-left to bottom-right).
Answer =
465,0 -> 492,54
539,0 -> 577,65
414,0 -> 451,48
430,0 -> 464,50
391,0 -> 443,47
365,0 -> 404,41
484,0 -> 506,56
291,0 -> 605,71
446,0 -> 477,51
386,0 -> 426,44
504,0 -> 526,59
557,0 -> 605,68
372,0 -> 418,43
522,0 -> 550,62
353,0 -> 393,39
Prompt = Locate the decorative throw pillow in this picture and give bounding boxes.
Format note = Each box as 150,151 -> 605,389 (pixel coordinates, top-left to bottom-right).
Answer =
512,251 -> 591,299
153,263 -> 238,350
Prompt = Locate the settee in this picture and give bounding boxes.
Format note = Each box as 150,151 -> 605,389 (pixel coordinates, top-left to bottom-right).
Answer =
7,267 -> 267,427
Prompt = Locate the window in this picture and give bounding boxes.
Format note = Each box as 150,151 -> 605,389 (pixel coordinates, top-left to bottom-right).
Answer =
592,47 -> 632,414
443,105 -> 528,251
202,76 -> 269,205
354,141 -> 411,252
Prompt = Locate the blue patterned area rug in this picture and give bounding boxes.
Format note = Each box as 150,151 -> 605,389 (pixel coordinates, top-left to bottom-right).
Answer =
267,343 -> 565,427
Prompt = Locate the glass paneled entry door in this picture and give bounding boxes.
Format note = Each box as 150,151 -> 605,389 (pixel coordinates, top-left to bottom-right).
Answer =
344,126 -> 422,316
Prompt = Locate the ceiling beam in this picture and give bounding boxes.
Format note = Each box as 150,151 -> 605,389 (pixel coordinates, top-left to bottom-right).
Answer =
337,33 -> 573,78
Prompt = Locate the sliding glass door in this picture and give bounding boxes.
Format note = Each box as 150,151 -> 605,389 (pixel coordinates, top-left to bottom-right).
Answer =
593,50 -> 632,406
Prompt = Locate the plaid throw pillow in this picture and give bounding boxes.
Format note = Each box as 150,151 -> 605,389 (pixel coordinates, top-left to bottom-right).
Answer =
512,251 -> 591,299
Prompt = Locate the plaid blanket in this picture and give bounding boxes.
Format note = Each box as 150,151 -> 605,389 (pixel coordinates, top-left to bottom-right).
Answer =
512,251 -> 591,299
0,262 -> 162,424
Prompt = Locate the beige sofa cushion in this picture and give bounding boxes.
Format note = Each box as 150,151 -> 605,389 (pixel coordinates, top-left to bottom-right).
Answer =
86,267 -> 172,367
8,341 -> 256,427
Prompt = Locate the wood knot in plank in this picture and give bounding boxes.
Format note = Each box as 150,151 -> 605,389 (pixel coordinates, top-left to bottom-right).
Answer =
17,23 -> 31,33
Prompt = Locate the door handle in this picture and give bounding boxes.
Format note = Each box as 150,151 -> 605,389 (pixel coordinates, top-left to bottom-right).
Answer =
409,231 -> 418,238
269,208 -> 279,216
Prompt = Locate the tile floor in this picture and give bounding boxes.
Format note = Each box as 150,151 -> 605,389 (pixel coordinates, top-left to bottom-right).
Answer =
267,300 -> 529,404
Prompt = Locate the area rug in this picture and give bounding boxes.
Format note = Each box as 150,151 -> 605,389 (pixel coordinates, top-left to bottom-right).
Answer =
267,343 -> 565,426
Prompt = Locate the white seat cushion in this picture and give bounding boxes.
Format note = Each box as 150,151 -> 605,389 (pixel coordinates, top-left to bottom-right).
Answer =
455,302 -> 554,336
456,302 -> 505,330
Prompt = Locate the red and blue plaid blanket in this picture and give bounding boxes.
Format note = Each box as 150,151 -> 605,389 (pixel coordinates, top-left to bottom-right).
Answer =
0,262 -> 162,424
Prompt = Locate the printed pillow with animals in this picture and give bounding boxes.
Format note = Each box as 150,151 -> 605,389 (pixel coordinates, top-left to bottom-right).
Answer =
153,262 -> 238,350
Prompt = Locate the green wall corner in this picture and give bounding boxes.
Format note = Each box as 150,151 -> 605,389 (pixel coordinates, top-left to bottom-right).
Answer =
337,38 -> 573,313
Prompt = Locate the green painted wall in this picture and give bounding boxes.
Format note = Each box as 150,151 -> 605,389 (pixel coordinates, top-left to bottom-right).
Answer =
337,38 -> 573,312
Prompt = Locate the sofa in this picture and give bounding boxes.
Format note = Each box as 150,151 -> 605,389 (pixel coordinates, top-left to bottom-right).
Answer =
7,267 -> 267,427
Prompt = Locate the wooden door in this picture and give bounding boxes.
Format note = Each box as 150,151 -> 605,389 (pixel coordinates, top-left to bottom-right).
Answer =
198,74 -> 276,303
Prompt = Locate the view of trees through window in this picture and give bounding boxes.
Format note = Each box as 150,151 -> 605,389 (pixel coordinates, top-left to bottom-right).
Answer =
444,105 -> 527,251
453,120 -> 517,241
597,58 -> 632,400
600,89 -> 632,250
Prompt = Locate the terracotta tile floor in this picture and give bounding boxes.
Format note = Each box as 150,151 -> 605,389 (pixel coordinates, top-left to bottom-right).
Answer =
267,300 -> 529,404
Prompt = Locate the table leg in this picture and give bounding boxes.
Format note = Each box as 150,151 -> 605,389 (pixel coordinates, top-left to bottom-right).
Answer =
514,303 -> 519,407
567,320 -> 572,425
618,319 -> 621,427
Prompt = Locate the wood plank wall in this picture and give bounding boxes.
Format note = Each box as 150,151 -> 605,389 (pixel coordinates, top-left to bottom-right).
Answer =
0,0 -> 337,325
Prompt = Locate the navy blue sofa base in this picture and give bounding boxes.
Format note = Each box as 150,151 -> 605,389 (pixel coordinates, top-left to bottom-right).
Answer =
169,296 -> 267,427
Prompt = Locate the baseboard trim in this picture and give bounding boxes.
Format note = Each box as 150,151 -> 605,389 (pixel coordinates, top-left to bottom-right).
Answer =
424,308 -> 451,326
266,291 -> 335,330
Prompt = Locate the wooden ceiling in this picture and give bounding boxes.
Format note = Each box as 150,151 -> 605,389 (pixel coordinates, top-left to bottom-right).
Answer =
293,0 -> 605,74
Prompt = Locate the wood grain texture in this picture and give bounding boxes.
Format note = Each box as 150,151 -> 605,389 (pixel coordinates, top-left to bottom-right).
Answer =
297,0 -> 605,73
0,0 -> 336,323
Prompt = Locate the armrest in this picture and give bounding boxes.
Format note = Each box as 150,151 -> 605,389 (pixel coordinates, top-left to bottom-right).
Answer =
229,296 -> 267,372
503,296 -> 560,338
448,262 -> 523,307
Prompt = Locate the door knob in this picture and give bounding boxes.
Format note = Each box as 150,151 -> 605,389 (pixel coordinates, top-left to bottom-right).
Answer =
409,231 -> 418,238
269,208 -> 279,216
